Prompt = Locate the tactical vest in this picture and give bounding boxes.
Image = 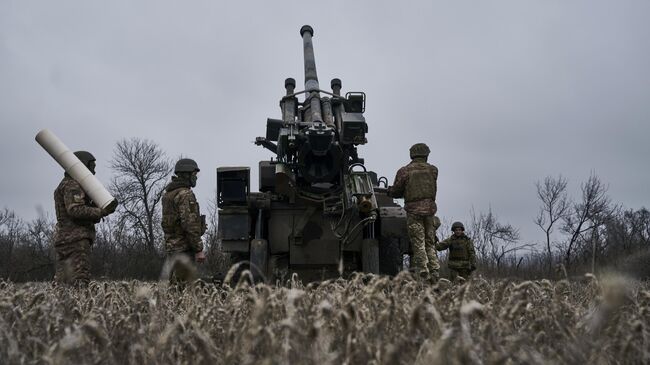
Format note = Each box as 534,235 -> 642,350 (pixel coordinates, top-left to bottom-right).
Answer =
449,239 -> 470,261
404,162 -> 437,202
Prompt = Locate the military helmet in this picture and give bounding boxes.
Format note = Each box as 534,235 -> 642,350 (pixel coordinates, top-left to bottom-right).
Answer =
74,151 -> 96,165
409,143 -> 430,159
174,158 -> 200,174
451,221 -> 465,231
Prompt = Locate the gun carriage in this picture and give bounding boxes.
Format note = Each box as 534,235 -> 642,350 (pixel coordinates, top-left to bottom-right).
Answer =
217,25 -> 410,281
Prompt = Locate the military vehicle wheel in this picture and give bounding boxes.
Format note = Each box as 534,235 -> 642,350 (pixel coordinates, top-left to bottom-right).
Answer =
361,238 -> 380,274
379,236 -> 402,275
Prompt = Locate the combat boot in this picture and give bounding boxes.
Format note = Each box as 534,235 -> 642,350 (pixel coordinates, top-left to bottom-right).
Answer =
428,271 -> 439,285
417,269 -> 430,282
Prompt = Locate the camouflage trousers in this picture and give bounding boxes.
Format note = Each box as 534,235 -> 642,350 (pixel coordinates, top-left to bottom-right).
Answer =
54,239 -> 91,286
164,251 -> 198,284
406,214 -> 440,279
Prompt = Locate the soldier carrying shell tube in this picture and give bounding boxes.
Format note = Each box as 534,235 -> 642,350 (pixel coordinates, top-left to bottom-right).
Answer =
53,151 -> 117,286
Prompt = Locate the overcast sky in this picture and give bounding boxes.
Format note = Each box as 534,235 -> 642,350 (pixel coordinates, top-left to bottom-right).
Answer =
2,0 -> 649,245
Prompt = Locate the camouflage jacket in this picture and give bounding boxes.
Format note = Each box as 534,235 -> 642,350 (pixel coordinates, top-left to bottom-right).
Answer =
53,175 -> 103,245
389,157 -> 438,215
436,234 -> 476,269
161,177 -> 205,254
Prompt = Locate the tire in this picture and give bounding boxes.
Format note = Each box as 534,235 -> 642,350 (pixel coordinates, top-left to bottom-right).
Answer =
379,236 -> 402,275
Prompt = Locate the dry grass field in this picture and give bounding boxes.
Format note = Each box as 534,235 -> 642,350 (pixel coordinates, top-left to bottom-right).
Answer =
1,272 -> 648,364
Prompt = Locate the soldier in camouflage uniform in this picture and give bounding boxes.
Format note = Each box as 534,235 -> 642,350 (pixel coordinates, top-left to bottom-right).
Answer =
388,143 -> 440,281
436,221 -> 477,281
161,158 -> 207,282
53,151 -> 117,286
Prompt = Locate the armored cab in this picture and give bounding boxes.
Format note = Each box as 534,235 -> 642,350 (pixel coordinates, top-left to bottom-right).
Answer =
217,25 -> 410,282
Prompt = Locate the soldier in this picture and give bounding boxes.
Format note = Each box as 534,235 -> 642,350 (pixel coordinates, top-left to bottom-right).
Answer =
388,143 -> 440,281
53,151 -> 117,286
436,221 -> 477,281
161,158 -> 207,282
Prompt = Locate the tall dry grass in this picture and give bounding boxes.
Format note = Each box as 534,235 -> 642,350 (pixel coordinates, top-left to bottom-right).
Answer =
0,273 -> 648,364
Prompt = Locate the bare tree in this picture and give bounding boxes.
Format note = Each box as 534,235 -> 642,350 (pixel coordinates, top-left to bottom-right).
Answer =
468,208 -> 488,263
110,138 -> 172,252
0,208 -> 13,227
20,209 -> 55,276
204,195 -> 219,251
0,208 -> 55,280
561,172 -> 617,269
469,207 -> 531,270
0,208 -> 23,278
534,175 -> 570,272
618,208 -> 650,250
199,194 -> 231,277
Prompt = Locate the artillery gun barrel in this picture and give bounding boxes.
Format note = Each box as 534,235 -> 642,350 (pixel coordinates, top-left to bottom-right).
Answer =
300,25 -> 319,92
300,25 -> 323,124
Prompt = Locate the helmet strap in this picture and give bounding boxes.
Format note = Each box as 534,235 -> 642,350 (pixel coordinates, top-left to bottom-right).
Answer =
176,172 -> 196,187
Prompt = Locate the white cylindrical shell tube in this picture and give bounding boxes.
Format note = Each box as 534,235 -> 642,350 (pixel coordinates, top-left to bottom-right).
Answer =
35,129 -> 116,210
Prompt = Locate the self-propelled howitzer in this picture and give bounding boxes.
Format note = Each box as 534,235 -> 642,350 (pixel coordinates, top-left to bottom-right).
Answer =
216,25 -> 410,282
